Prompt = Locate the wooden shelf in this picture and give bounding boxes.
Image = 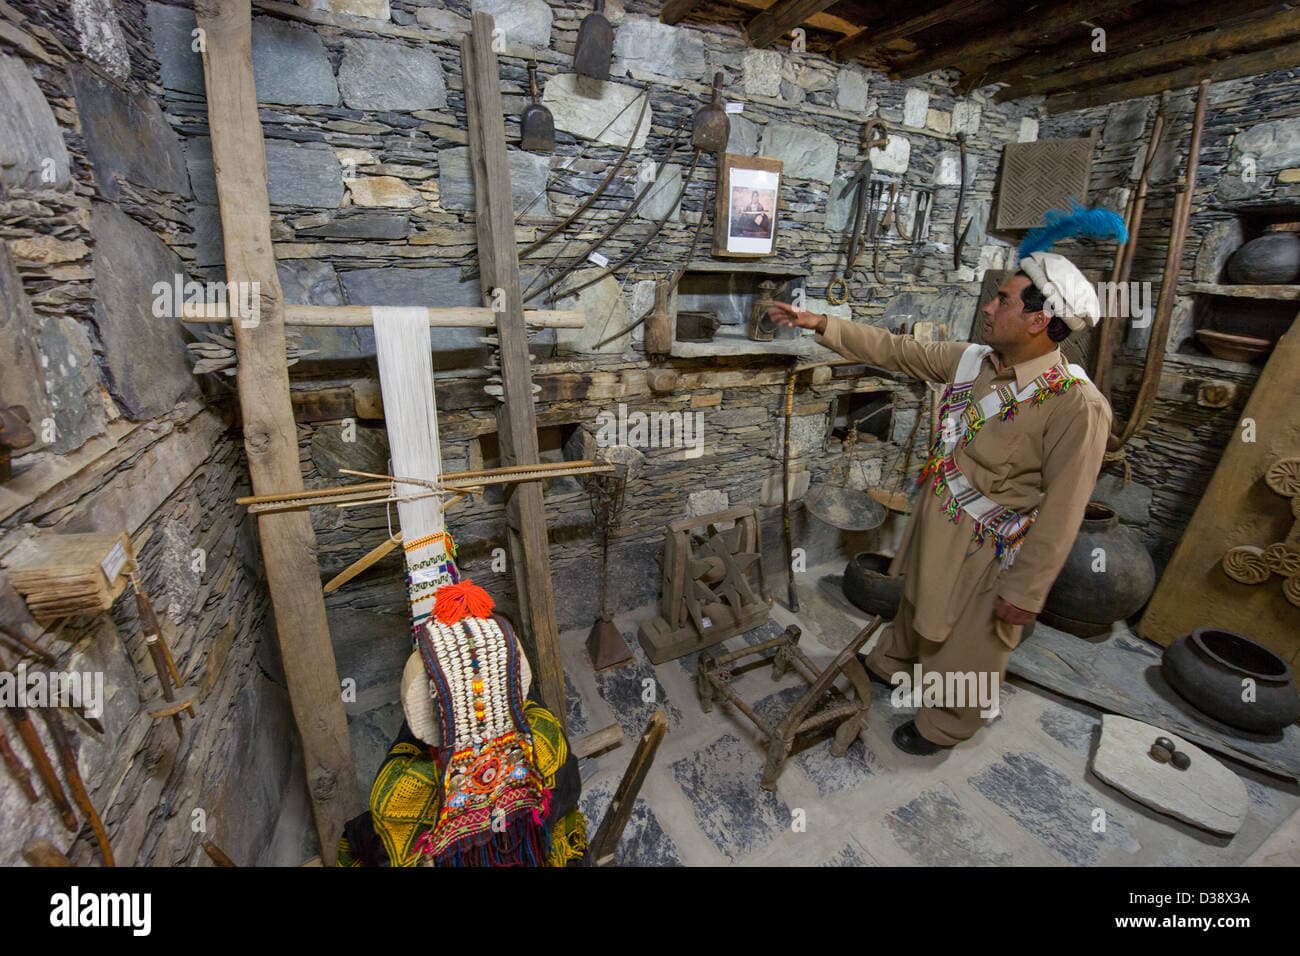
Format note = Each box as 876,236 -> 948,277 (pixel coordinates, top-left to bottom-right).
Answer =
684,260 -> 809,277
1185,283 -> 1300,301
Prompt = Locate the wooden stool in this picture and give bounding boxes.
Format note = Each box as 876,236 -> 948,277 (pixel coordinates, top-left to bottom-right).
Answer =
697,619 -> 880,791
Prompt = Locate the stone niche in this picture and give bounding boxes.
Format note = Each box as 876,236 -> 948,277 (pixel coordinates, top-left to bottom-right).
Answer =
1187,201 -> 1300,358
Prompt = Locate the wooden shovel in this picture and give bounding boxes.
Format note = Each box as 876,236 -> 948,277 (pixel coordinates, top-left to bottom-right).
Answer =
573,0 -> 613,80
520,62 -> 555,153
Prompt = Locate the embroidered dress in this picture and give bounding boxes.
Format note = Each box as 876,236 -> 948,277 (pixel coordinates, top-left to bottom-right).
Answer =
916,344 -> 1089,568
413,603 -> 551,866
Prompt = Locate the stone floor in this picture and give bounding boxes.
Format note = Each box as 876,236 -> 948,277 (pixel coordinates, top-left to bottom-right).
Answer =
569,561 -> 1300,867
264,558 -> 1300,866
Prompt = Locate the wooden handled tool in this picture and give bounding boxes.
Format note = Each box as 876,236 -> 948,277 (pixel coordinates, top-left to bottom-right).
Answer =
0,646 -> 76,830
130,572 -> 195,731
0,719 -> 37,803
42,710 -> 114,867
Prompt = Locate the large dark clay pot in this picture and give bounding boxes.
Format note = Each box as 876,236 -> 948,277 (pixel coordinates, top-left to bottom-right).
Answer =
1226,232 -> 1300,285
1040,502 -> 1155,637
1162,627 -> 1299,734
842,552 -> 902,618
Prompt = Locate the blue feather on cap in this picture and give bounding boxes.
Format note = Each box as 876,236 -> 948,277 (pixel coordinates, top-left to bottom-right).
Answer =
1017,200 -> 1128,257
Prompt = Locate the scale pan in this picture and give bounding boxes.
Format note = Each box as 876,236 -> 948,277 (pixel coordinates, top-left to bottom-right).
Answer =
805,483 -> 887,531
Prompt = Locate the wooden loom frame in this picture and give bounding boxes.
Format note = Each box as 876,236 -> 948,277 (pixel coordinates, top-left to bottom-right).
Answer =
195,1 -> 572,859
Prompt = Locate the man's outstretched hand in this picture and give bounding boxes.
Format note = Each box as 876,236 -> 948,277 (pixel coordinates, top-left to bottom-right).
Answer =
994,596 -> 1036,626
768,301 -> 827,334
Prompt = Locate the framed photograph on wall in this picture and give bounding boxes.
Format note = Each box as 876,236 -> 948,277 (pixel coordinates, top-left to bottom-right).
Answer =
713,154 -> 783,258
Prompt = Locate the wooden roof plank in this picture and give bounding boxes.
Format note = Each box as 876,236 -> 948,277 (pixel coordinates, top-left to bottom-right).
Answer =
746,0 -> 841,47
834,0 -> 992,59
1041,35 -> 1300,111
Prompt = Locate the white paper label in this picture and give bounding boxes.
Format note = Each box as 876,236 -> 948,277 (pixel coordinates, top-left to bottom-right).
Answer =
410,565 -> 447,586
101,539 -> 128,585
724,102 -> 743,114
701,616 -> 713,629
587,251 -> 610,267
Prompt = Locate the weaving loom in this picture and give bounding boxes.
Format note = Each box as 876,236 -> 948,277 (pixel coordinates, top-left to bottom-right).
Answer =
371,308 -> 459,632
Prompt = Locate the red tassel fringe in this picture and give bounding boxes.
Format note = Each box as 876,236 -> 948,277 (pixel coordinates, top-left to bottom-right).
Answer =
434,579 -> 496,625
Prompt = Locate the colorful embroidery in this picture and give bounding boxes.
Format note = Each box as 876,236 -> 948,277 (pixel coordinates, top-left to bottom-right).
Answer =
412,593 -> 550,867
917,347 -> 1086,567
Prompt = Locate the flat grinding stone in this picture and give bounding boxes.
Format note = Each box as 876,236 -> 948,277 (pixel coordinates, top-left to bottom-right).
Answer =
1092,714 -> 1248,836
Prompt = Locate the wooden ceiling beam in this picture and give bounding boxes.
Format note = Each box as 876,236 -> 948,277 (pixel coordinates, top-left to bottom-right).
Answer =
660,0 -> 707,25
965,0 -> 1282,92
1041,35 -> 1300,112
834,0 -> 988,60
996,6 -> 1300,100
891,0 -> 1139,79
746,0 -> 840,47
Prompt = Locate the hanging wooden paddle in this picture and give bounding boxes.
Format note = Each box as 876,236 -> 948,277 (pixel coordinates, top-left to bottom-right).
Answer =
573,0 -> 613,80
519,61 -> 555,153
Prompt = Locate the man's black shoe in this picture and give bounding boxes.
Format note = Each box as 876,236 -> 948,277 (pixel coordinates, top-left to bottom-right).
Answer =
891,720 -> 951,756
854,653 -> 895,689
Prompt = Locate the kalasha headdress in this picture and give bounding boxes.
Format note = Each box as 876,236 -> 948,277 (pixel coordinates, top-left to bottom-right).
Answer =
401,579 -> 550,866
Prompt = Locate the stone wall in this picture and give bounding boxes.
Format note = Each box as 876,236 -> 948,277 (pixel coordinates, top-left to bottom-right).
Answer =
0,0 -> 295,866
134,1 -> 1039,669
1038,70 -> 1300,569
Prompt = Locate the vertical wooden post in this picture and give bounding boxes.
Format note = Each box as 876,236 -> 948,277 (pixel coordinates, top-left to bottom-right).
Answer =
462,13 -> 567,727
195,0 -> 359,862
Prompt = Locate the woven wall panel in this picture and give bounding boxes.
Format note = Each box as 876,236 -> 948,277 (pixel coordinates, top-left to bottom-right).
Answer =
995,138 -> 1095,230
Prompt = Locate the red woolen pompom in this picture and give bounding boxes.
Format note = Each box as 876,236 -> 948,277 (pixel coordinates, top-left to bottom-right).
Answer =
433,579 -> 496,625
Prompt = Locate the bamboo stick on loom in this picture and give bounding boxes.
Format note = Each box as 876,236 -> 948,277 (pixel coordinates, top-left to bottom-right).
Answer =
180,303 -> 585,328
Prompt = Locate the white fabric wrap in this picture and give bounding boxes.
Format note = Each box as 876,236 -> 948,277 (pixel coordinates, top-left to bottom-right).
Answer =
1018,252 -> 1100,332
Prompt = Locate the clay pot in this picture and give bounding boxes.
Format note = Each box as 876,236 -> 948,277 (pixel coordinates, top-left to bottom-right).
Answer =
1226,232 -> 1300,285
842,552 -> 902,618
1040,502 -> 1156,637
1162,627 -> 1300,734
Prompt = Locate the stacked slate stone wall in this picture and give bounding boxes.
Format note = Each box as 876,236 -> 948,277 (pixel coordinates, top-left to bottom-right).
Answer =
0,0 -> 295,865
135,1 -> 1041,697
1039,72 -> 1300,570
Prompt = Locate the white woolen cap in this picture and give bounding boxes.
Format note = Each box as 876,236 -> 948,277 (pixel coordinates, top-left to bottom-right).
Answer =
1018,251 -> 1100,332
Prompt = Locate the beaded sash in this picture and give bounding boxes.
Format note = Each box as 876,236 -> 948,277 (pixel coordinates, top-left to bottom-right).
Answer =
917,344 -> 1088,568
413,610 -> 549,866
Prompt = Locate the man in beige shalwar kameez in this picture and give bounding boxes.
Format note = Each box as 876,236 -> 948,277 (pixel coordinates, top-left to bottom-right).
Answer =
770,253 -> 1111,754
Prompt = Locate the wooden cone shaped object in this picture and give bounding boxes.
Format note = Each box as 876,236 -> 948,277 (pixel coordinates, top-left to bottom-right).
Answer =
587,615 -> 633,670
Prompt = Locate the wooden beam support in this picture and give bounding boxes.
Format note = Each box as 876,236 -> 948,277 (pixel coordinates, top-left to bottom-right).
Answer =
998,6 -> 1300,100
462,12 -> 567,730
746,0 -> 839,48
891,0 -> 1136,79
834,0 -> 988,60
660,0 -> 707,25
181,303 -> 584,328
972,0 -> 1283,94
195,0 -> 359,864
1041,36 -> 1300,112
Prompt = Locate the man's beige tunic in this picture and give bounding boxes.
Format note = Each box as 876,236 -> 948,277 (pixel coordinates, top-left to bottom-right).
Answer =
817,316 -> 1112,744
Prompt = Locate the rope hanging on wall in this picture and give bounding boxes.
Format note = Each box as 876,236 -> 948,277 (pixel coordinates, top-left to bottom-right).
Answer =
372,307 -> 457,633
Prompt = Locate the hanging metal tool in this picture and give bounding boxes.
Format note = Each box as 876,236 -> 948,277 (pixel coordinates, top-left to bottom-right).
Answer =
693,72 -> 729,153
43,709 -> 114,866
519,61 -> 555,153
953,131 -> 970,269
805,406 -> 890,532
828,120 -> 889,305
574,0 -> 613,80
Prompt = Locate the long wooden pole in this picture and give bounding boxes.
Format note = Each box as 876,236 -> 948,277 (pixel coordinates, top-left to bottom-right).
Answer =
462,13 -> 567,727
1109,81 -> 1209,453
195,0 -> 359,862
1092,101 -> 1166,402
181,303 -> 583,328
